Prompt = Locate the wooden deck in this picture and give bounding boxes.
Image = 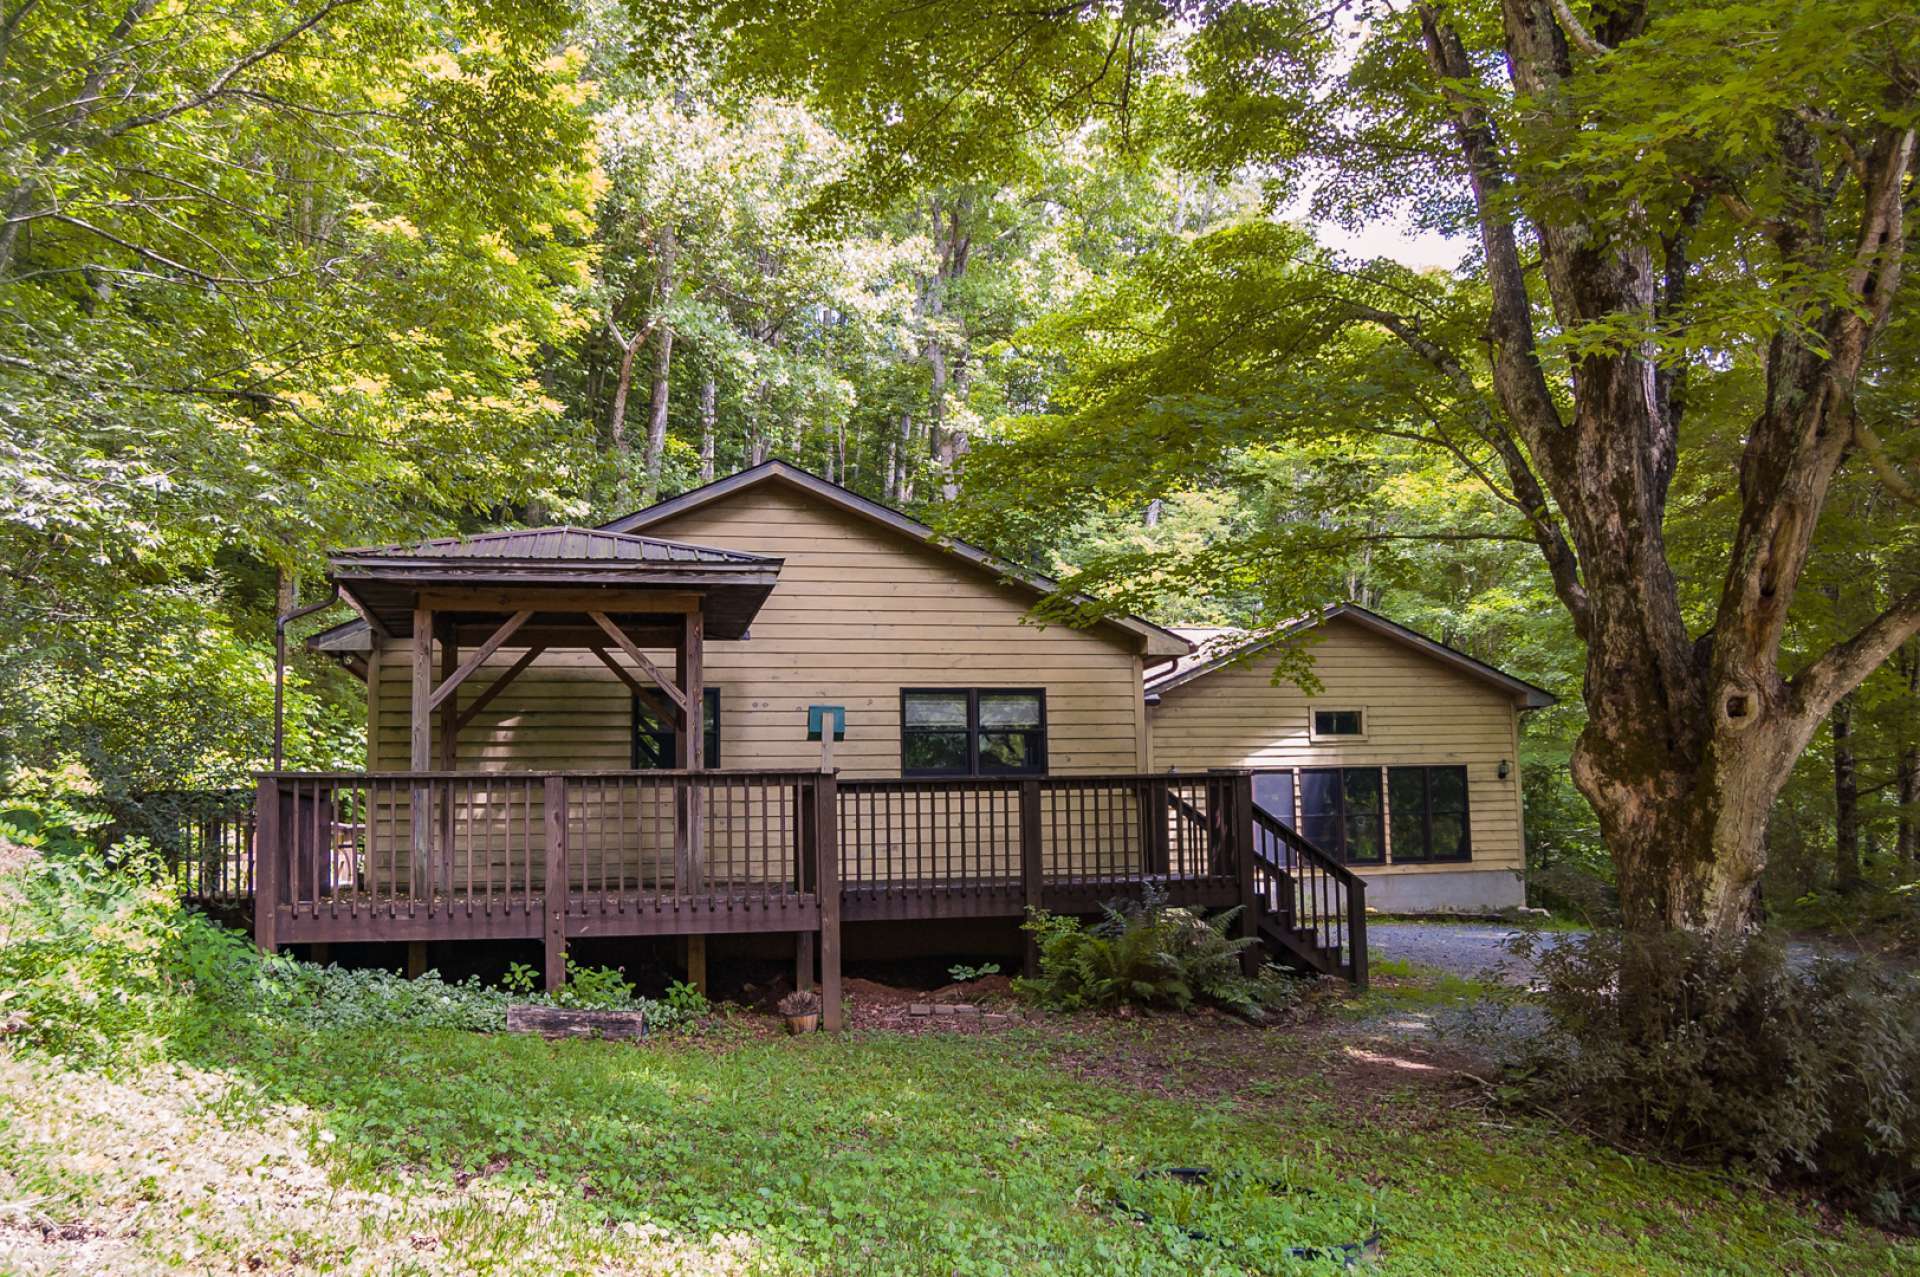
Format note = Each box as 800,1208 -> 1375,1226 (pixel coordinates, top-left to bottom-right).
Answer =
138,769 -> 1366,1030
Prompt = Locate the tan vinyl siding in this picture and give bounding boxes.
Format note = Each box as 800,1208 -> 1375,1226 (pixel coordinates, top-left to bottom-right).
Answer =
1146,616 -> 1527,878
368,486 -> 1148,780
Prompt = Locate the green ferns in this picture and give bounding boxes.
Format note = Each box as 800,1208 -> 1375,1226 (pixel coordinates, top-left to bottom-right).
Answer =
1016,883 -> 1299,1020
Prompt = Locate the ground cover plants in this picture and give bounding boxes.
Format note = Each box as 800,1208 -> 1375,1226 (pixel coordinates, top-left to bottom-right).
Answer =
3,835 -> 1917,1273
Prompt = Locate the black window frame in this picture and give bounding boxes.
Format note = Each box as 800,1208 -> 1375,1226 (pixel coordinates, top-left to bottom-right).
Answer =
899,687 -> 1048,778
632,686 -> 721,769
1297,766 -> 1385,865
1387,764 -> 1472,863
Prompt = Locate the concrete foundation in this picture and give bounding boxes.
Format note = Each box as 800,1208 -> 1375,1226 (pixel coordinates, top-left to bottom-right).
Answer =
1357,868 -> 1524,913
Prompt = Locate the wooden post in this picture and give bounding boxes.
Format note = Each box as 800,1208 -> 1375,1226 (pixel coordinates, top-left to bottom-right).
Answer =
543,775 -> 569,993
1346,874 -> 1369,990
409,606 -> 433,903
1019,778 -> 1044,978
253,776 -> 280,953
677,609 -> 705,902
686,935 -> 707,994
1144,776 -> 1171,876
407,942 -> 427,979
436,616 -> 457,899
794,931 -> 814,993
1231,770 -> 1260,976
814,771 -> 841,1032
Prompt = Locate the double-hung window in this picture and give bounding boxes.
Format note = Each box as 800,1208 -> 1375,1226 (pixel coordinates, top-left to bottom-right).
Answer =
901,689 -> 1046,777
1388,765 -> 1471,862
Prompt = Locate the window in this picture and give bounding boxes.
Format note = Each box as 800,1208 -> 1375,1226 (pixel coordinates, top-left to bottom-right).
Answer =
1309,707 -> 1366,741
1388,765 -> 1471,862
632,687 -> 720,769
1252,770 -> 1295,828
901,689 -> 1046,777
1299,767 -> 1384,864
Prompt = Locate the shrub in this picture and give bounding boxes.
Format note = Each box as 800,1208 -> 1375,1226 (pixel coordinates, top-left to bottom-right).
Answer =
0,840 -> 697,1059
1016,884 -> 1299,1020
1498,928 -> 1920,1226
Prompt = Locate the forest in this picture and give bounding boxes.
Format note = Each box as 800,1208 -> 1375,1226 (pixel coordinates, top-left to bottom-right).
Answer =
2,0 -> 1917,938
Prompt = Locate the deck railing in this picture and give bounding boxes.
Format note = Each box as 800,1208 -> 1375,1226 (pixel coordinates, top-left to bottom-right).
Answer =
195,768 -> 1360,994
122,788 -> 256,903
1250,805 -> 1368,986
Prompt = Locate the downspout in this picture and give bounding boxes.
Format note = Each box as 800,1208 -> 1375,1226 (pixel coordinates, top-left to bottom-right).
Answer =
273,585 -> 343,771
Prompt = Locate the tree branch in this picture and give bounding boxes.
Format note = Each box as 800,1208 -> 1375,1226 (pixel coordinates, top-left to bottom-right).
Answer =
1853,417 -> 1920,507
1547,0 -> 1611,57
105,0 -> 365,137
1792,586 -> 1920,726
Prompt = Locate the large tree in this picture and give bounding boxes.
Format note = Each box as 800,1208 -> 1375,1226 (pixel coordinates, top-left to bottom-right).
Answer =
736,0 -> 1920,935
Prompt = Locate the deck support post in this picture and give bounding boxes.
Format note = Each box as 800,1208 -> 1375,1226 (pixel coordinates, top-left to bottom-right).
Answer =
686,934 -> 707,994
1231,770 -> 1260,976
1144,777 -> 1171,877
1019,778 -> 1044,978
675,610 -> 705,897
406,941 -> 427,979
436,616 -> 457,899
794,931 -> 814,994
408,606 -> 433,901
814,770 -> 841,1031
543,775 -> 569,993
253,776 -> 280,954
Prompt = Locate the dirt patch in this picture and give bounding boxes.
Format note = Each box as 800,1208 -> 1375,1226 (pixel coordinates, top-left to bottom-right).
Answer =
925,974 -> 1014,1003
1026,1003 -> 1490,1119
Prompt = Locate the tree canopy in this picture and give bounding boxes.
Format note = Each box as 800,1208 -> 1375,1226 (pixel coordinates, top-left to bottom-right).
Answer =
2,0 -> 1914,929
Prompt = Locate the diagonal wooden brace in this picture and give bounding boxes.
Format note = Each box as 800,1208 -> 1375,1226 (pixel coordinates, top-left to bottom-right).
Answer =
588,611 -> 687,715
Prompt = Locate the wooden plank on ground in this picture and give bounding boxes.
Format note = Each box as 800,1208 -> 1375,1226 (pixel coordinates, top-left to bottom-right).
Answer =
505,1005 -> 647,1039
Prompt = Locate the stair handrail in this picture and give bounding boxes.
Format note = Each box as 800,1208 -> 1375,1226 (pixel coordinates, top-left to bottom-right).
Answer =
1248,806 -> 1369,989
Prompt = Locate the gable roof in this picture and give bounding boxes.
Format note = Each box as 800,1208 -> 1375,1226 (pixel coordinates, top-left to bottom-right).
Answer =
1144,604 -> 1558,709
603,460 -> 1192,660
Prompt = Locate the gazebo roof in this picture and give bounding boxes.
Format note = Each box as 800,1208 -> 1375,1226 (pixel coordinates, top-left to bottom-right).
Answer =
328,526 -> 783,640
333,526 -> 770,566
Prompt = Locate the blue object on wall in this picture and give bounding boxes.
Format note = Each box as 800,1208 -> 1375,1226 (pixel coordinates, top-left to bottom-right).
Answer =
807,704 -> 846,741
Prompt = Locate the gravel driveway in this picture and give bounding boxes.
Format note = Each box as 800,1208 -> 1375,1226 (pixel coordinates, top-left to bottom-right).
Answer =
1367,921 -> 1567,983
1368,920 -> 1847,983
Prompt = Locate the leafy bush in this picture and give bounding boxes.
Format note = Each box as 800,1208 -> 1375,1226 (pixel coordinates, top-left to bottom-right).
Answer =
1499,929 -> 1920,1226
1016,884 -> 1299,1020
0,841 -> 697,1061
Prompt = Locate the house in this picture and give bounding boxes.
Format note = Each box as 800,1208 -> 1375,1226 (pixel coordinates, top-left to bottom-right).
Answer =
1145,609 -> 1555,912
186,461 -> 1552,1027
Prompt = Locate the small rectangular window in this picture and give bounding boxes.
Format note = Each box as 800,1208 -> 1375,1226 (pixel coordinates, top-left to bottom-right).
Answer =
1388,765 -> 1471,862
1310,707 -> 1366,741
633,687 -> 720,769
902,689 -> 1046,777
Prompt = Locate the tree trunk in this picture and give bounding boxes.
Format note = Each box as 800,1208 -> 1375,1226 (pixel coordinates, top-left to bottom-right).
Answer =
1833,694 -> 1861,890
699,375 -> 716,482
894,412 -> 915,503
1406,1 -> 1920,937
606,317 -> 658,455
1898,645 -> 1919,872
641,230 -> 677,500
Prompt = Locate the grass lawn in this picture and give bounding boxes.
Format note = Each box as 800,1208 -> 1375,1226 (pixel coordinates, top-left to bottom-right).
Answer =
3,970 -> 1914,1276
